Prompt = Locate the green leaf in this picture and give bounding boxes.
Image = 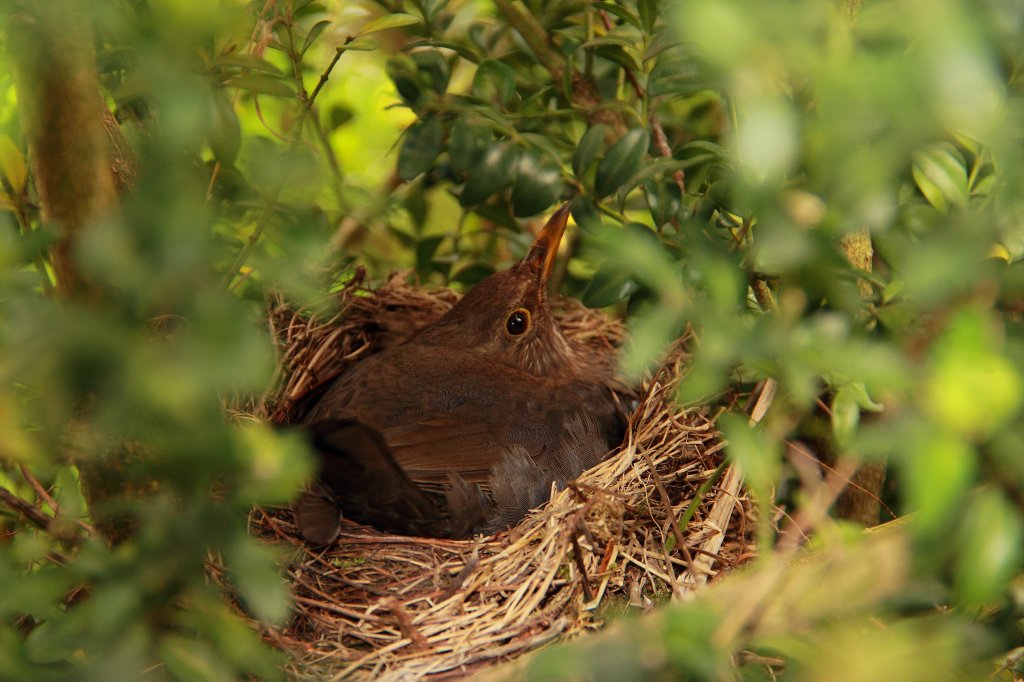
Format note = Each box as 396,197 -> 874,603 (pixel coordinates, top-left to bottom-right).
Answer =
234,423 -> 313,502
325,104 -> 352,130
472,59 -> 517,106
645,180 -> 681,227
448,119 -> 493,173
955,489 -> 1023,606
572,124 -> 607,181
407,39 -> 481,63
207,88 -> 241,165
580,33 -> 643,51
0,134 -> 27,194
645,28 -> 684,61
521,132 -> 564,168
570,196 -> 604,234
357,13 -> 421,37
622,302 -> 683,378
681,139 -> 727,158
594,44 -> 642,73
831,386 -> 861,448
301,19 -> 332,55
412,49 -> 451,94
225,539 -> 289,625
386,55 -> 422,105
226,75 -> 293,98
215,54 -> 284,75
904,430 -> 975,537
648,48 -> 706,97
415,235 -> 444,277
924,308 -> 1022,436
294,1 -> 327,18
511,152 -> 564,217
596,128 -> 649,198
406,182 -> 428,229
582,262 -> 639,308
459,143 -> 518,206
638,0 -> 658,33
160,636 -> 234,681
912,143 -> 969,213
844,382 -> 884,412
719,413 -> 782,506
616,157 -> 696,205
592,3 -> 641,29
397,116 -> 443,181
340,37 -> 378,52
451,261 -> 496,285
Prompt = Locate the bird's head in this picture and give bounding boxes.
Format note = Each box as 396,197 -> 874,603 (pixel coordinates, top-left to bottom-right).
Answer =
415,204 -> 575,377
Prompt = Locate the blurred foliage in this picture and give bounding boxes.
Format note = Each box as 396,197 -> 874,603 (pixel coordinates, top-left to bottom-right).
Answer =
0,0 -> 1022,679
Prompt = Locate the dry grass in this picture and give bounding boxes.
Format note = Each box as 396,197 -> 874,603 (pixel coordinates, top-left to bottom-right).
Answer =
238,271 -> 757,680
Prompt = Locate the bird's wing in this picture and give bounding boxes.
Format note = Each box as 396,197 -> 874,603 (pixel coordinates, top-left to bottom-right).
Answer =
383,415 -> 506,485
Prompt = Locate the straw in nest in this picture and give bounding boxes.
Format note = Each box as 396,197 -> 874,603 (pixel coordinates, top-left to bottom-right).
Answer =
242,271 -> 757,680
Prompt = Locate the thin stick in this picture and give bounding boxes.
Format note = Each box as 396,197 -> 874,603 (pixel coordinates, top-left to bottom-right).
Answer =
19,464 -> 59,514
597,9 -> 686,198
0,485 -> 55,532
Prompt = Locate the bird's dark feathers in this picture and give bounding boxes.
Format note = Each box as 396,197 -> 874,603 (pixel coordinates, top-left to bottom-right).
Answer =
293,206 -> 624,542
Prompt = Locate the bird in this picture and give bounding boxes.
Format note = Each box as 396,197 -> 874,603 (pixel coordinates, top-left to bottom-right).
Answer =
293,204 -> 625,544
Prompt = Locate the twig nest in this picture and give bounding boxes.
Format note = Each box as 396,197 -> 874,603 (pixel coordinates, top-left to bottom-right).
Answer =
244,272 -> 756,679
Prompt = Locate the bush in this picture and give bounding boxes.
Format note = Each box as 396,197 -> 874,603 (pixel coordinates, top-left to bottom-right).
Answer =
0,0 -> 1021,678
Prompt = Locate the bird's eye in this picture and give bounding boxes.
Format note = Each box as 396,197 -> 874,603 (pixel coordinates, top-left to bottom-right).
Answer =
505,308 -> 531,337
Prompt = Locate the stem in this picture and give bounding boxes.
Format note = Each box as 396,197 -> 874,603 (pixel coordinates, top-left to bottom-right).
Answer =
492,0 -> 564,80
750,275 -> 775,312
3,184 -> 56,295
224,30 -> 353,289
597,9 -> 685,201
204,160 -> 222,204
307,44 -> 348,107
309,113 -> 346,208
224,187 -> 282,290
0,484 -> 58,534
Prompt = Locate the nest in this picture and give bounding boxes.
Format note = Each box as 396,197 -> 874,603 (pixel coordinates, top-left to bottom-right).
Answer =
242,271 -> 757,680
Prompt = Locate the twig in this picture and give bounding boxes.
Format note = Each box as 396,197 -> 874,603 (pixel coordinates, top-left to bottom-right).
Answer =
636,443 -> 695,588
2,176 -> 55,295
307,43 -> 349,107
775,453 -> 860,552
19,464 -> 59,514
0,484 -> 55,532
491,0 -> 564,80
786,441 -> 896,519
682,380 -> 774,595
224,27 -> 353,290
438,550 -> 480,602
224,190 -> 281,289
19,465 -> 96,534
204,160 -> 222,204
569,531 -> 594,602
597,9 -> 686,199
383,597 -> 430,650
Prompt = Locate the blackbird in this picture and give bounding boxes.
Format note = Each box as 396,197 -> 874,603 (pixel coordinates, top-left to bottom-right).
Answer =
294,205 -> 624,543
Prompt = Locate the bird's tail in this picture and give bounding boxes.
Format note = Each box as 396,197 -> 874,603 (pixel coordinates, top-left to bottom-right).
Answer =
292,420 -> 489,543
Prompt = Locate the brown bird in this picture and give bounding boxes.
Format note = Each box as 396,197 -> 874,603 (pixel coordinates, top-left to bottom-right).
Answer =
294,205 -> 624,543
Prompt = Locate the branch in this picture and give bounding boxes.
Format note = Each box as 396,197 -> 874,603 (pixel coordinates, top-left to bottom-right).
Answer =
0,485 -> 57,533
491,0 -> 564,80
8,1 -> 120,299
224,31 -> 355,290
596,9 -> 685,198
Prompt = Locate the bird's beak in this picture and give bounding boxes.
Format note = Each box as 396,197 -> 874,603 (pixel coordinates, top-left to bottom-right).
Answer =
523,203 -> 571,282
